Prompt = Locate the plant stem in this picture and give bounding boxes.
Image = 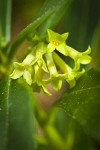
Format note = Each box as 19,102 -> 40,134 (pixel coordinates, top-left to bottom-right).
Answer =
7,9 -> 55,61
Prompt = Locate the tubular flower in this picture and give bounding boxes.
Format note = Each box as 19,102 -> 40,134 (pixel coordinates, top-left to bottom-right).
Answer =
52,52 -> 85,88
44,52 -> 67,91
10,52 -> 36,85
31,42 -> 48,73
47,29 -> 69,55
66,45 -> 92,70
10,29 -> 92,95
32,64 -> 51,95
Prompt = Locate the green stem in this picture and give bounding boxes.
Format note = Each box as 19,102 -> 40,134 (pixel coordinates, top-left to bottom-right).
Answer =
0,0 -> 12,43
52,52 -> 72,73
45,125 -> 65,150
7,0 -> 73,61
7,9 -> 55,60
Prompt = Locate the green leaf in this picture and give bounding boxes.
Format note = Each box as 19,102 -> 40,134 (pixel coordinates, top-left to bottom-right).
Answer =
62,0 -> 100,51
8,0 -> 70,60
0,0 -> 12,43
0,78 -> 35,150
91,19 -> 100,69
38,0 -> 73,37
57,69 -> 100,143
54,108 -> 96,150
36,107 -> 96,150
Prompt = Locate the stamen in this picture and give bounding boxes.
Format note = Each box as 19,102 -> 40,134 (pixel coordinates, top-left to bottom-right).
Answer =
52,39 -> 60,46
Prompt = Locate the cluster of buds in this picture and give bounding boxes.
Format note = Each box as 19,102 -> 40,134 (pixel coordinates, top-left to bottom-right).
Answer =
10,29 -> 92,95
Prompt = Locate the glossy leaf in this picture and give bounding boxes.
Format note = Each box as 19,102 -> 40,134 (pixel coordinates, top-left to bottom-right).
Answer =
8,0 -> 69,59
0,78 -> 35,150
38,0 -> 73,37
58,69 -> 100,143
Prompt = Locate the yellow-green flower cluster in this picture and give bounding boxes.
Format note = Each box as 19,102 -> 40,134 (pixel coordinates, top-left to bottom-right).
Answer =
10,29 -> 92,95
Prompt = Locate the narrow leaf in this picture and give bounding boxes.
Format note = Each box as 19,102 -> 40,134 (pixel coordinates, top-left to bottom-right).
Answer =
38,0 -> 73,37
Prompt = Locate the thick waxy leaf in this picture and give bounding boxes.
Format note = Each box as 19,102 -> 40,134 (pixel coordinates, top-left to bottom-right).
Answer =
58,69 -> 100,143
0,78 -> 35,150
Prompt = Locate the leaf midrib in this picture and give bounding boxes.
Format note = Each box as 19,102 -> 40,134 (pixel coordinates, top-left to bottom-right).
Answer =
5,78 -> 11,150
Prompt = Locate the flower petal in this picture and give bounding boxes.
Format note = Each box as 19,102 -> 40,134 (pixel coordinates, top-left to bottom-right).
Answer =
10,69 -> 23,79
51,76 -> 62,91
41,85 -> 52,96
61,32 -> 69,41
82,46 -> 91,55
66,78 -> 76,88
41,59 -> 48,73
23,54 -> 35,64
56,43 -> 68,56
47,29 -> 58,42
45,53 -> 58,75
47,43 -> 55,53
14,62 -> 25,68
75,68 -> 85,78
23,70 -> 32,85
66,45 -> 79,59
79,55 -> 92,64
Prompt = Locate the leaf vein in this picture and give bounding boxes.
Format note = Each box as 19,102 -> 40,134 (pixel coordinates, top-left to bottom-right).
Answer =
69,85 -> 100,95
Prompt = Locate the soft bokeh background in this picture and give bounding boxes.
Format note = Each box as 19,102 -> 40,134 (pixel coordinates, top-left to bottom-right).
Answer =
12,0 -> 44,40
12,0 -> 100,49
11,0 -> 100,110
